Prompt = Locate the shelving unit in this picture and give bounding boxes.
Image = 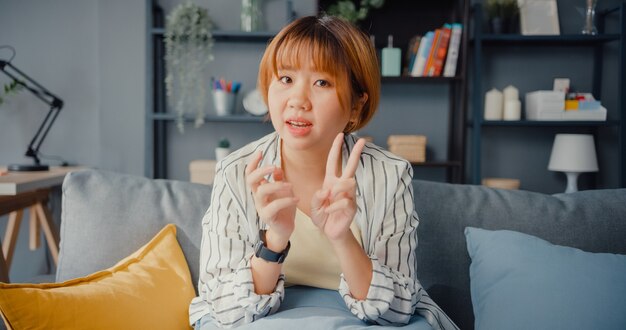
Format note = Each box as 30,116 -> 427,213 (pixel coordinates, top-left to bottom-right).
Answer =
148,4 -> 275,179
148,1 -> 470,182
318,0 -> 470,183
470,3 -> 626,189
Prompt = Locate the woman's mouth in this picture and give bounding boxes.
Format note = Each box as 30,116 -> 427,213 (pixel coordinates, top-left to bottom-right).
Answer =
287,120 -> 312,128
286,118 -> 313,136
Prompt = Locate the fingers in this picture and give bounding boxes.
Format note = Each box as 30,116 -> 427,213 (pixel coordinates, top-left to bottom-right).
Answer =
325,133 -> 344,178
311,188 -> 331,211
324,197 -> 354,215
342,138 -> 365,179
330,178 -> 356,201
245,151 -> 263,176
259,196 -> 299,222
246,165 -> 276,192
256,182 -> 293,201
272,167 -> 284,182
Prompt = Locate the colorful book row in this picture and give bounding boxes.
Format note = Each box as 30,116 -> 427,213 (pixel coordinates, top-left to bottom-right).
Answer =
404,23 -> 463,78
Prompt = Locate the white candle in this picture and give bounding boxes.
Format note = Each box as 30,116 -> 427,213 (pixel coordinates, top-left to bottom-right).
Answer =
484,88 -> 503,120
503,85 -> 519,102
504,99 -> 521,120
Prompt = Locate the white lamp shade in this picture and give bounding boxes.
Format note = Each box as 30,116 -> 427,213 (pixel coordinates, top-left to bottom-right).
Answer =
548,134 -> 599,172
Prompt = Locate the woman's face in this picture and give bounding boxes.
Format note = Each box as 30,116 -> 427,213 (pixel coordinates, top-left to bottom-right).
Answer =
267,61 -> 351,155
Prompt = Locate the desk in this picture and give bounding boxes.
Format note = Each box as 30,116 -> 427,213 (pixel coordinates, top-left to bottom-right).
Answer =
0,166 -> 82,282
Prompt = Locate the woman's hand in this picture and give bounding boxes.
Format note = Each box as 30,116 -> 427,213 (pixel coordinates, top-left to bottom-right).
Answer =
310,133 -> 365,242
245,151 -> 298,249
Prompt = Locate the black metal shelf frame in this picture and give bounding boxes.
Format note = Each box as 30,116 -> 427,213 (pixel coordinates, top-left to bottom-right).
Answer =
469,3 -> 626,188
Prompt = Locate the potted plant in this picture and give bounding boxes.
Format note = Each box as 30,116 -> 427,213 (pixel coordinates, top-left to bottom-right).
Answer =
501,0 -> 520,34
486,0 -> 520,34
215,138 -> 231,162
327,0 -> 385,24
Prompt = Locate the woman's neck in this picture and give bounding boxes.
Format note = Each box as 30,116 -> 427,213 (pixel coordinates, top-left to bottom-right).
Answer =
281,144 -> 328,181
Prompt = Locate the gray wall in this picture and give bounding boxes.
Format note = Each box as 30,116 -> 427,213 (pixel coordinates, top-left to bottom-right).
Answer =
0,0 -> 145,282
0,0 -> 622,282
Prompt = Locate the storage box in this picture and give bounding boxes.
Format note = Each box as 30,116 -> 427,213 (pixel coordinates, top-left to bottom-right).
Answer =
482,178 -> 520,190
387,135 -> 427,163
189,160 -> 217,185
525,90 -> 565,120
527,107 -> 607,121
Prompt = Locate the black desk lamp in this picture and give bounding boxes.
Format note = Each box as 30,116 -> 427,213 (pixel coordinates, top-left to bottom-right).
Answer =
0,59 -> 64,171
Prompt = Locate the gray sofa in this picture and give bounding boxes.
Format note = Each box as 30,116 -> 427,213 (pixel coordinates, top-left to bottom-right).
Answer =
56,169 -> 626,329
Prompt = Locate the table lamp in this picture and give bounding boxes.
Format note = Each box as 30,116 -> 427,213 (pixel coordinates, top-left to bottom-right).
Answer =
548,134 -> 598,193
0,56 -> 64,171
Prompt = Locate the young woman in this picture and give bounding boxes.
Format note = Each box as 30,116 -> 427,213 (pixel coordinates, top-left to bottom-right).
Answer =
189,15 -> 458,330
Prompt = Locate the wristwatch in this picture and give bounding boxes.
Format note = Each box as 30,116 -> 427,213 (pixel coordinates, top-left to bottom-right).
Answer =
254,229 -> 290,264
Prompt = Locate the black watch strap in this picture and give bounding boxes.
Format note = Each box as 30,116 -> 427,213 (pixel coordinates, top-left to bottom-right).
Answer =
254,229 -> 290,264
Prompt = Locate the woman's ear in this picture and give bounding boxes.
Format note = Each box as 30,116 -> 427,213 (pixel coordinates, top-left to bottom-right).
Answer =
356,92 -> 369,111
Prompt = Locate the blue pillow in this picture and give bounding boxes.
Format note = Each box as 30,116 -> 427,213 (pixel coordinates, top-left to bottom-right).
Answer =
465,227 -> 626,330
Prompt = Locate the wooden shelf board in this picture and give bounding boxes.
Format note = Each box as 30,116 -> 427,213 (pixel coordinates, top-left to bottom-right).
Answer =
151,113 -> 267,123
411,161 -> 462,168
151,28 -> 275,42
471,120 -> 620,127
472,34 -> 621,46
381,76 -> 462,84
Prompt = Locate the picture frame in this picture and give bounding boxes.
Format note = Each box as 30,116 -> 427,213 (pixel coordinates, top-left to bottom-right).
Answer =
518,0 -> 560,35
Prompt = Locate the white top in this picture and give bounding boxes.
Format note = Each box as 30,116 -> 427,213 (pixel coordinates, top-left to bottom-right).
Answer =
282,208 -> 362,290
189,132 -> 458,329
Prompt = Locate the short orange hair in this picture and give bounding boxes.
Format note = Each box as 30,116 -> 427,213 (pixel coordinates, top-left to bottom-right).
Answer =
257,15 -> 380,132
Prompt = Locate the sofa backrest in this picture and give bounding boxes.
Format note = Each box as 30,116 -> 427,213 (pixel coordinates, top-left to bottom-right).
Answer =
412,179 -> 626,329
58,169 -> 212,288
58,170 -> 626,329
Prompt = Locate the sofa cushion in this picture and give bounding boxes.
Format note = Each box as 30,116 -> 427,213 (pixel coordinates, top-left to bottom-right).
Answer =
196,286 -> 433,329
465,227 -> 626,330
0,224 -> 195,330
57,169 -> 212,288
412,180 -> 626,329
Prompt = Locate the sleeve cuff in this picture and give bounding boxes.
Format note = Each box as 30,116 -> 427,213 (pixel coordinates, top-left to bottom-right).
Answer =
232,257 -> 286,315
338,256 -> 396,321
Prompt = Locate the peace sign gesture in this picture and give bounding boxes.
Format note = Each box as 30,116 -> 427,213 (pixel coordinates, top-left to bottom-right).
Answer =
310,133 -> 365,242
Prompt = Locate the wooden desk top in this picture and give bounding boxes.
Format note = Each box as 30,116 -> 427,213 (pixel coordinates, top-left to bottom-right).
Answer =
0,166 -> 84,195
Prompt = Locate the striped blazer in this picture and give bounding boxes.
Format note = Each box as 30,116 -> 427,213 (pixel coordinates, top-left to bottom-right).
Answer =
189,132 -> 457,330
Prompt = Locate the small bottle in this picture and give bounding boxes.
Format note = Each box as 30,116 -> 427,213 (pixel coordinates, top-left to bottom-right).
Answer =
381,35 -> 401,77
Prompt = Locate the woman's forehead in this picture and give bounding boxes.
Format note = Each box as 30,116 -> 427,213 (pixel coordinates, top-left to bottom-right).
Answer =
274,37 -> 345,76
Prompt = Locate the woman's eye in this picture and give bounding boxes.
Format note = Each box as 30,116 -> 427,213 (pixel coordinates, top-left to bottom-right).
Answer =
314,80 -> 330,87
279,76 -> 292,84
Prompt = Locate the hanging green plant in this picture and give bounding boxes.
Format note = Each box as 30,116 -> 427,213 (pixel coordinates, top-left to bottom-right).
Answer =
327,0 -> 385,24
164,2 -> 214,133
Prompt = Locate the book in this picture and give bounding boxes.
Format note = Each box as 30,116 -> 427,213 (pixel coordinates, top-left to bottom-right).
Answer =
443,23 -> 463,77
431,24 -> 452,77
404,35 -> 421,75
411,31 -> 434,77
423,28 -> 442,76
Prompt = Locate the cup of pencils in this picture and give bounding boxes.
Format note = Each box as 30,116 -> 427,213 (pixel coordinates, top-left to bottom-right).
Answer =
212,77 -> 241,116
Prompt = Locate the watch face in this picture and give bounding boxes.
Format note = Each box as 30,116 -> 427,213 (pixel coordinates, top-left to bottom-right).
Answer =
254,240 -> 264,257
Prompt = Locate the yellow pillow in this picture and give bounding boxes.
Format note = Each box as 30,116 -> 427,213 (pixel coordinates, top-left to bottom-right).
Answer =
0,224 -> 195,330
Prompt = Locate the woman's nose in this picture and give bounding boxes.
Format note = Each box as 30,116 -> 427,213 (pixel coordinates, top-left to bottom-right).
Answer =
287,83 -> 311,111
